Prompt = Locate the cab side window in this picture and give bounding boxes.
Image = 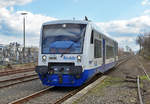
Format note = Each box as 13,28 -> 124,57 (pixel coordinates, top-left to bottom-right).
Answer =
90,30 -> 94,44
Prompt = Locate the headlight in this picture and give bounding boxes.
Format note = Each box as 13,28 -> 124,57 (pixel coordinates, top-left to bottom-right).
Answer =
42,55 -> 47,61
54,68 -> 58,71
77,55 -> 81,62
66,68 -> 70,71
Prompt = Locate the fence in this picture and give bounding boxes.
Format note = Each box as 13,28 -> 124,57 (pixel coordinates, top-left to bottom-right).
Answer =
0,43 -> 38,66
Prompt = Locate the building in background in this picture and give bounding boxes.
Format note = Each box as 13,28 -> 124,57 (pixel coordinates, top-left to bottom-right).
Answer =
0,43 -> 38,66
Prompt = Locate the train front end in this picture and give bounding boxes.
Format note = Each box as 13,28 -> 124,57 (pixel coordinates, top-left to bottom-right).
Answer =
36,21 -> 88,87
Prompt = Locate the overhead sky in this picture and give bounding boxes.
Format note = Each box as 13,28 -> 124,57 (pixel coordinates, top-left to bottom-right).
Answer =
0,0 -> 150,51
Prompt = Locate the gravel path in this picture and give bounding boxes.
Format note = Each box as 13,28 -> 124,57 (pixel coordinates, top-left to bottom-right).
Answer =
71,56 -> 148,104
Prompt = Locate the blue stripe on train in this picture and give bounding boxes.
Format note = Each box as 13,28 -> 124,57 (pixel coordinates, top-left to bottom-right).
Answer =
39,62 -> 116,87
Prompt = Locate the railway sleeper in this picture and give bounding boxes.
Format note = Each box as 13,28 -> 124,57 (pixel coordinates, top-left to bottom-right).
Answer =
125,75 -> 137,79
124,79 -> 137,83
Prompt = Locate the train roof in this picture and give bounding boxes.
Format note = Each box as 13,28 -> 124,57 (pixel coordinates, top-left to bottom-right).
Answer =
90,22 -> 118,43
43,20 -> 89,26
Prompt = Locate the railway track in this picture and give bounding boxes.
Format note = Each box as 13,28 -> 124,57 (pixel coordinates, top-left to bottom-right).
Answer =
8,87 -> 75,104
8,56 -> 129,104
124,56 -> 150,104
116,55 -> 131,67
54,89 -> 78,104
54,57 -> 130,104
9,87 -> 52,104
8,74 -> 103,104
0,74 -> 38,89
53,76 -> 104,104
135,56 -> 150,80
125,75 -> 144,104
8,73 -> 102,104
135,56 -> 150,104
137,76 -> 144,104
0,68 -> 35,77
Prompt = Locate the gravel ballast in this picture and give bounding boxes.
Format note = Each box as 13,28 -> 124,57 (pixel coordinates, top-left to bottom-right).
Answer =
0,55 -> 150,104
0,79 -> 46,104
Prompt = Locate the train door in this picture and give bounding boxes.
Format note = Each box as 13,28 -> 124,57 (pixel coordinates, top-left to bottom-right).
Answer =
102,39 -> 106,71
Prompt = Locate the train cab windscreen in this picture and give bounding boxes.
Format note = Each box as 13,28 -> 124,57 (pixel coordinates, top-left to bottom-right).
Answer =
42,24 -> 86,54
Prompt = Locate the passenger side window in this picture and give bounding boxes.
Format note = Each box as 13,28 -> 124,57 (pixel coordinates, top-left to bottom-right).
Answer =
106,45 -> 114,59
94,39 -> 102,58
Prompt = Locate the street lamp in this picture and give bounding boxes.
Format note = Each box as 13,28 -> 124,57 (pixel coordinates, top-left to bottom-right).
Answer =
21,12 -> 27,58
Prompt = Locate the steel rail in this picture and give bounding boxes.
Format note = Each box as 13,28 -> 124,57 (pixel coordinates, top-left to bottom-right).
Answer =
54,76 -> 107,104
0,77 -> 39,89
137,76 -> 144,104
0,74 -> 37,83
135,56 -> 150,81
140,64 -> 150,80
0,68 -> 34,77
8,56 -> 130,104
54,57 -> 130,104
115,55 -> 131,67
54,88 -> 80,104
8,87 -> 53,104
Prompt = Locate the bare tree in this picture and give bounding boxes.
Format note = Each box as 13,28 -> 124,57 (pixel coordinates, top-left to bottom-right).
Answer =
136,34 -> 144,53
136,32 -> 150,57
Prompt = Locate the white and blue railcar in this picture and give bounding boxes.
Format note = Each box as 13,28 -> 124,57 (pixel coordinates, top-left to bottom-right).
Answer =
36,20 -> 118,87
